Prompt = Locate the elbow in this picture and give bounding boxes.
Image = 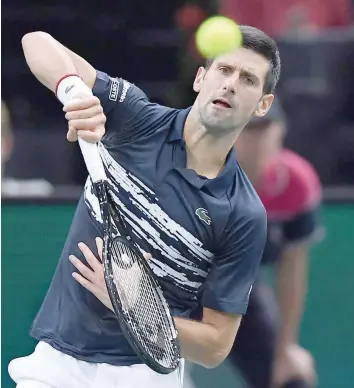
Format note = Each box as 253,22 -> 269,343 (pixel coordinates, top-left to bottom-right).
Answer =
201,350 -> 228,369
22,31 -> 49,48
199,332 -> 237,369
21,32 -> 33,50
21,32 -> 52,70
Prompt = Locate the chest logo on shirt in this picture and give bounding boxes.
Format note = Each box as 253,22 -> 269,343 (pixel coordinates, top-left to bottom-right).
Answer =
195,208 -> 211,225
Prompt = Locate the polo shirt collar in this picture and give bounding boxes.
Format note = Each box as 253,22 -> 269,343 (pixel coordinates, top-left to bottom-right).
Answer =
167,107 -> 191,143
169,108 -> 237,198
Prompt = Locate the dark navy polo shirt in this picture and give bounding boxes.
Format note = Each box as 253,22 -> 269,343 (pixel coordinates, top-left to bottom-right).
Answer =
30,71 -> 267,366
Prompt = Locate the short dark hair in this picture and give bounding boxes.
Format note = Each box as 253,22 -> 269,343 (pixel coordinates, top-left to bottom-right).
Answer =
205,25 -> 281,94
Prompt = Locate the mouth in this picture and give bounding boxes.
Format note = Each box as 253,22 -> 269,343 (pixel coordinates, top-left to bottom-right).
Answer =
212,99 -> 232,109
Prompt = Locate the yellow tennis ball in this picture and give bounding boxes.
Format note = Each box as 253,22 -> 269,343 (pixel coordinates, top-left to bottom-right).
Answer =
195,16 -> 242,58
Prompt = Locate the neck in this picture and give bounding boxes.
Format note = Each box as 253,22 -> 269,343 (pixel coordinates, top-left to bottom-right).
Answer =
183,107 -> 242,178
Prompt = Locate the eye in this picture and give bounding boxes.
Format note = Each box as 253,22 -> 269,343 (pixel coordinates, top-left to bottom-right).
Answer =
243,75 -> 255,85
219,67 -> 230,75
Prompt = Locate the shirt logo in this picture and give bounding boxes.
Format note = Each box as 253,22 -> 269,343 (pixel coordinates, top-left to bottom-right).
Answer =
119,80 -> 131,102
109,77 -> 119,101
195,208 -> 211,225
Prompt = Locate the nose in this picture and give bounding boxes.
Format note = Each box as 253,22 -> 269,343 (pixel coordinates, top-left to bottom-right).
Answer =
222,75 -> 238,95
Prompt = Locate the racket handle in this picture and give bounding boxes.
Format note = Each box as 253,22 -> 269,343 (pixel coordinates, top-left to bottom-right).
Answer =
78,137 -> 107,182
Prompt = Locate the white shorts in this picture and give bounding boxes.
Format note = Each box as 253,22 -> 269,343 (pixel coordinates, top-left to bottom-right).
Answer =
8,342 -> 185,388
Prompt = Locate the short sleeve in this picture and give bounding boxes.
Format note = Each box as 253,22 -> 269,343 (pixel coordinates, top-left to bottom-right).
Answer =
92,70 -> 155,141
283,207 -> 321,245
202,205 -> 267,315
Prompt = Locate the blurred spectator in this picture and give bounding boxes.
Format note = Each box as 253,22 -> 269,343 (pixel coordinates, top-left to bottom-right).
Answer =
220,0 -> 352,38
1,101 -> 53,197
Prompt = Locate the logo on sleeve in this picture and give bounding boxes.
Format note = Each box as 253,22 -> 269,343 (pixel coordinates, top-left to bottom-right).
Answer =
119,80 -> 131,103
109,77 -> 119,101
195,208 -> 212,225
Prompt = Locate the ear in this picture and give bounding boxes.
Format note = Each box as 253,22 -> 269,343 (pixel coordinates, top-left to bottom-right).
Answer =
193,67 -> 207,93
254,94 -> 275,118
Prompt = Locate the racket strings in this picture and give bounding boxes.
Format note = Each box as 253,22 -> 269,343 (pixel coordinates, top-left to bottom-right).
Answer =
111,257 -> 175,366
110,240 -> 178,368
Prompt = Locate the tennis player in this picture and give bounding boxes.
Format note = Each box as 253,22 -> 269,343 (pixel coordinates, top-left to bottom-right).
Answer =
9,26 -> 281,388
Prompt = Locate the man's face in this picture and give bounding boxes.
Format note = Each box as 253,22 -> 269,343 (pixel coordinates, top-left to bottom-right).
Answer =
193,47 -> 274,134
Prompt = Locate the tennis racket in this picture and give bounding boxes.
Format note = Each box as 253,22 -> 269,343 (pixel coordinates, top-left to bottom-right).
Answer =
78,137 -> 181,374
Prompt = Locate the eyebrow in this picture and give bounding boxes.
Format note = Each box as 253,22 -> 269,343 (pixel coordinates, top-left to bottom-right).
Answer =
240,69 -> 259,81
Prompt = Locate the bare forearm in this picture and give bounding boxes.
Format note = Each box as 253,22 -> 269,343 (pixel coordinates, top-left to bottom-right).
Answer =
174,317 -> 229,368
276,244 -> 309,350
22,32 -> 96,94
22,32 -> 77,92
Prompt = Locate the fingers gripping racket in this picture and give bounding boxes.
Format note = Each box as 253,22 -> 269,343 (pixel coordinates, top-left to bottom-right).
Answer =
78,138 -> 181,374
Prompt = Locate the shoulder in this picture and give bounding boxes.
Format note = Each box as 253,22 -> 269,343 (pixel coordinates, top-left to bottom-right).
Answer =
95,71 -> 184,141
94,70 -> 177,118
93,71 -> 146,106
258,149 -> 322,218
218,165 -> 267,255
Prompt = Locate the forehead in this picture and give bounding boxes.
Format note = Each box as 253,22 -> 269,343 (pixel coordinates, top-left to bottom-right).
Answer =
212,47 -> 270,79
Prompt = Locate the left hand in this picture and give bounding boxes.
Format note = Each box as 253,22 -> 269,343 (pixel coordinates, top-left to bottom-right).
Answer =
69,238 -> 152,311
70,238 -> 114,311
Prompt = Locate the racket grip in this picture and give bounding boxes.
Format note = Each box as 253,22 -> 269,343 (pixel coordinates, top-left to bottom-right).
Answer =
78,137 -> 107,182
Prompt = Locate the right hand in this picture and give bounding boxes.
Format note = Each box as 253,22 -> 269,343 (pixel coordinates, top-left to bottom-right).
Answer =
64,93 -> 106,143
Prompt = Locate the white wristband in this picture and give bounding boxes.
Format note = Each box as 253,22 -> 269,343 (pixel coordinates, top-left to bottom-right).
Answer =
56,76 -> 92,105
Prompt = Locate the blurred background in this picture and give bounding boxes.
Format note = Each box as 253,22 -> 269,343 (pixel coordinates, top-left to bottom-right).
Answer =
2,0 -> 354,387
